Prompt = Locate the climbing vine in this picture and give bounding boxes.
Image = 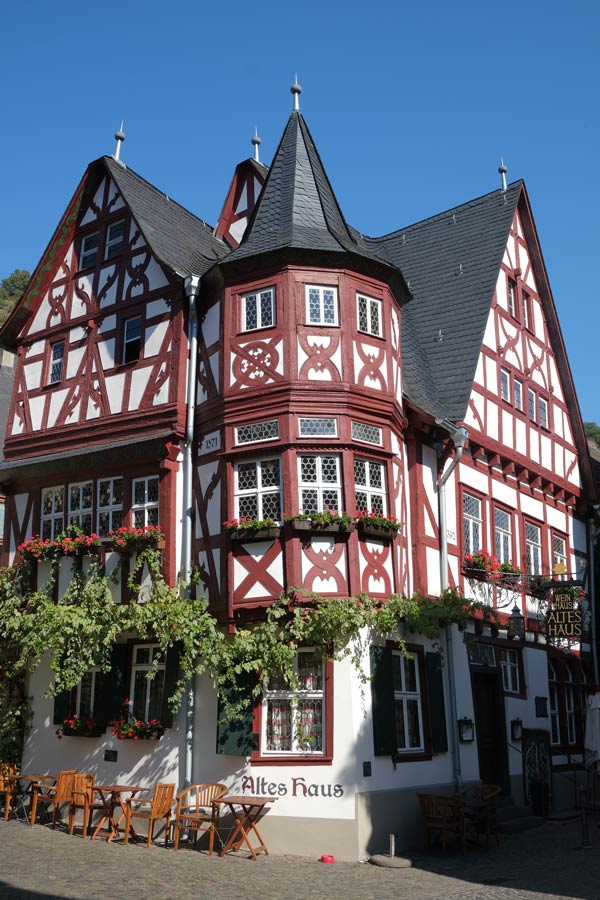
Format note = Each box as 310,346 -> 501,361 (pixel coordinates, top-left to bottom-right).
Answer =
0,544 -> 492,736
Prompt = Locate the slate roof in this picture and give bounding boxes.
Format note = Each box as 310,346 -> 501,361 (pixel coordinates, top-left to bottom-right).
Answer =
104,157 -> 228,276
363,182 -> 523,420
225,113 -> 391,269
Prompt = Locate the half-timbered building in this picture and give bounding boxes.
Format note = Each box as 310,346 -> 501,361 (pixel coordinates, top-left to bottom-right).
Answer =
0,86 -> 595,858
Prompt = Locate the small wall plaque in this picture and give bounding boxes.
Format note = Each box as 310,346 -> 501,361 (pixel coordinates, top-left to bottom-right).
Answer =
362,761 -> 372,777
104,749 -> 118,762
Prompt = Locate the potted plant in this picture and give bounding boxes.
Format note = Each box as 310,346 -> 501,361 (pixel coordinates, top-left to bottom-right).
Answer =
111,717 -> 164,741
18,526 -> 102,563
223,517 -> 280,540
108,524 -> 165,553
355,510 -> 401,539
56,714 -> 99,738
464,549 -> 500,579
528,574 -> 552,597
287,510 -> 354,533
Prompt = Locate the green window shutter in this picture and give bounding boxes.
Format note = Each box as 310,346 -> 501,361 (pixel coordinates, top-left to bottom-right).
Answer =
425,651 -> 448,753
216,674 -> 256,756
94,644 -> 128,731
370,645 -> 396,756
53,688 -> 72,725
160,643 -> 182,729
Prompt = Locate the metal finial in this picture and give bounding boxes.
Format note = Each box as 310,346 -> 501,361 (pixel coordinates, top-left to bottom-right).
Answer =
291,76 -> 302,112
498,157 -> 508,193
251,127 -> 261,163
114,122 -> 126,162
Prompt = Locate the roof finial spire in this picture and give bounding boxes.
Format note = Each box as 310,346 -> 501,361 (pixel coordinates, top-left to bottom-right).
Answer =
114,122 -> 126,162
291,75 -> 302,112
498,157 -> 508,193
251,127 -> 261,163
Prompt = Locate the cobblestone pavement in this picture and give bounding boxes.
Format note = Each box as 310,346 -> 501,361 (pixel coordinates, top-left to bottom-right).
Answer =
1,817 -> 600,900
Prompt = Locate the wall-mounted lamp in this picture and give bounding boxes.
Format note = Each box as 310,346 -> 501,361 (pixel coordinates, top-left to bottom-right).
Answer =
458,717 -> 475,742
508,602 -> 525,639
510,718 -> 523,741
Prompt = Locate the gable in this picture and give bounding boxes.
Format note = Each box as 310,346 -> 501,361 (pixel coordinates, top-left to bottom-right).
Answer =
465,204 -> 585,493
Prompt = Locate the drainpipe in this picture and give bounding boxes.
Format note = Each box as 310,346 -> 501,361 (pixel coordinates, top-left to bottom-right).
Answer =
436,418 -> 469,792
182,273 -> 201,787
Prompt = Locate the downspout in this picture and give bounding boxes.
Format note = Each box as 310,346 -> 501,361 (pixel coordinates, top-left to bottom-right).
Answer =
436,418 -> 469,792
182,273 -> 201,787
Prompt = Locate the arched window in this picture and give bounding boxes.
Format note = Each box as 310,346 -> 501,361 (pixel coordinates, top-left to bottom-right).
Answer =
548,660 -> 560,746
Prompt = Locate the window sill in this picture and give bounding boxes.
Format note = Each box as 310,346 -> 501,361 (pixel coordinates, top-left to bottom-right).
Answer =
251,755 -> 332,766
391,751 -> 433,763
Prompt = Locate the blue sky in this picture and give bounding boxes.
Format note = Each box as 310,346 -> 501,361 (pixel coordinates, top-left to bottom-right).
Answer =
2,1 -> 598,421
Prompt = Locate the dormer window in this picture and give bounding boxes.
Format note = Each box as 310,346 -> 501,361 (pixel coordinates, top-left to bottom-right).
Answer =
81,231 -> 100,269
241,287 -> 275,332
306,286 -> 338,326
49,340 -> 65,384
105,220 -> 125,260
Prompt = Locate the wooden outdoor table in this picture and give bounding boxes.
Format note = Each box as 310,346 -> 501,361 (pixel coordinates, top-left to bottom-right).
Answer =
217,795 -> 277,860
17,774 -> 56,823
90,785 -> 146,842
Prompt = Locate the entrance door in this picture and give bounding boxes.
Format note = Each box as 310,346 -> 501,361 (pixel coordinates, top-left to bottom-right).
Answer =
472,671 -> 509,792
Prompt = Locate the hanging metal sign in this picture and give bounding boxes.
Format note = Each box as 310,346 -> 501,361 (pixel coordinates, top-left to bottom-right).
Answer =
546,589 -> 583,640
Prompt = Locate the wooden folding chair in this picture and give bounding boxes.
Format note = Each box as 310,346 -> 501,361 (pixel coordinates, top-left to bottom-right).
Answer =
0,763 -> 18,821
124,783 -> 175,847
173,783 -> 227,854
68,774 -> 96,837
30,769 -> 77,827
417,792 -> 465,853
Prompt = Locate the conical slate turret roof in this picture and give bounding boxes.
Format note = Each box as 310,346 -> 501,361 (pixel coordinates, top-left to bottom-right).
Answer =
224,111 -> 386,266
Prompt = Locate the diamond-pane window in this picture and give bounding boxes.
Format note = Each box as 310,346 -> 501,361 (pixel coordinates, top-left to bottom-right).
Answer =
463,493 -> 482,556
525,522 -> 542,575
41,486 -> 65,539
236,420 -> 279,445
501,368 -> 510,402
306,286 -> 338,326
494,508 -> 512,565
263,649 -> 325,755
357,294 -> 382,337
242,288 -> 275,332
514,379 -> 523,411
97,477 -> 123,535
298,418 -> 337,437
68,481 -> 93,533
298,455 -> 342,514
132,476 -> 159,528
351,421 -> 382,446
234,459 -> 281,522
539,397 -> 548,430
354,457 -> 386,514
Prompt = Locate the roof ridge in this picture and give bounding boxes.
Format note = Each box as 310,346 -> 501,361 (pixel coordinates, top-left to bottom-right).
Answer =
103,156 -> 223,239
366,179 -> 524,242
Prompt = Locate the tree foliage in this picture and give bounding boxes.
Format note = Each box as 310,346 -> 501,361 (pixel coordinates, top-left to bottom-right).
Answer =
0,269 -> 30,327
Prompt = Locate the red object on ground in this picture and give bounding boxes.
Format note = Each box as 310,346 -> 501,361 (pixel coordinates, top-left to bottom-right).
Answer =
320,854 -> 335,864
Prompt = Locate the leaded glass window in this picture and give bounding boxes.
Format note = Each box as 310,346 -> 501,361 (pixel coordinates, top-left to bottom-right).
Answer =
97,478 -> 123,535
41,485 -> 65,539
132,476 -> 159,528
68,481 -> 93,534
49,341 -> 65,384
306,286 -> 338,326
354,457 -> 386,514
525,522 -> 542,575
351,421 -> 382,446
298,455 -> 342,514
494,508 -> 512,565
298,418 -> 337,437
357,294 -> 382,337
242,288 -> 275,332
463,493 -> 482,556
234,459 -> 281,521
236,420 -> 279,445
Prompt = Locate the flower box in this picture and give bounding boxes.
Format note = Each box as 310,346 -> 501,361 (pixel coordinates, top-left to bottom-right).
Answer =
109,526 -> 165,554
356,521 -> 397,540
228,527 -> 280,541
290,517 -> 354,534
111,718 -> 164,741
